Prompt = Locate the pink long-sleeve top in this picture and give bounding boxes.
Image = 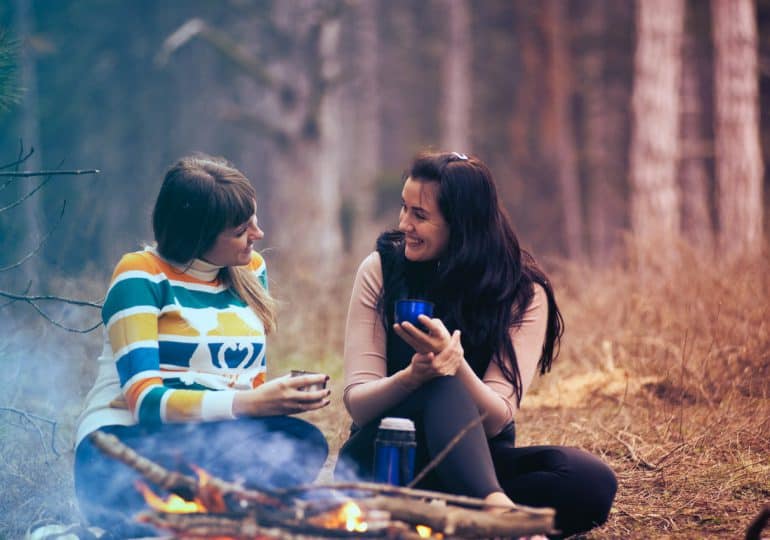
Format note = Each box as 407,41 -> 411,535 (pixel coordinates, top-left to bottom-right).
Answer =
343,252 -> 549,438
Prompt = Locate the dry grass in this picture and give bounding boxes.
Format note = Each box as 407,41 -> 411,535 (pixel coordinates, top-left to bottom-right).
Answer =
272,244 -> 770,539
521,245 -> 770,539
2,245 -> 768,539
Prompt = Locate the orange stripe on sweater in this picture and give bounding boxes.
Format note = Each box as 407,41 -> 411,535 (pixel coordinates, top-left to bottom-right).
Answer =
124,377 -> 162,411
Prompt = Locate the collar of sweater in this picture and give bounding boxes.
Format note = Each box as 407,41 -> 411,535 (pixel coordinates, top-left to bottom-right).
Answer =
145,246 -> 223,282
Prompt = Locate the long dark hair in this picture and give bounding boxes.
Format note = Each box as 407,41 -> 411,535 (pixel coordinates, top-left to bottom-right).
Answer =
378,151 -> 563,406
152,154 -> 276,333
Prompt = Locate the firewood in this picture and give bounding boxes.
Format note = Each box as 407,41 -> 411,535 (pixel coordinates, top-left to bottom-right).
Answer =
138,511 -> 424,539
89,431 -> 284,509
361,496 -> 555,538
91,430 -> 556,538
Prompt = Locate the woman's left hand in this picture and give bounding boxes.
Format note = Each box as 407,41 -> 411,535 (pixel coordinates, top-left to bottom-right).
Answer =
408,329 -> 464,383
393,315 -> 452,355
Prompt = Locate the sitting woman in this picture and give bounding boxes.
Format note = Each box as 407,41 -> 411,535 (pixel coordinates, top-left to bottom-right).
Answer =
74,154 -> 330,536
335,151 -> 617,538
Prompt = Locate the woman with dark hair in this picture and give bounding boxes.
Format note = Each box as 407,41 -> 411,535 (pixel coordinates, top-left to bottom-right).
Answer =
336,151 -> 616,537
74,154 -> 330,536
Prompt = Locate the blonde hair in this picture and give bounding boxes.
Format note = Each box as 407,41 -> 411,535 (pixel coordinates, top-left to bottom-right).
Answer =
153,154 -> 276,333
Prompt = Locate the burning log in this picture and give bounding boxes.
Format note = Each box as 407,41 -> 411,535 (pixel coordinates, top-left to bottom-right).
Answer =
89,431 -> 284,510
361,496 -> 553,538
137,509 -> 425,539
90,430 -> 556,538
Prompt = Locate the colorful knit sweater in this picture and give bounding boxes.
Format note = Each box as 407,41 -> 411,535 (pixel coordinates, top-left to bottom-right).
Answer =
75,247 -> 268,444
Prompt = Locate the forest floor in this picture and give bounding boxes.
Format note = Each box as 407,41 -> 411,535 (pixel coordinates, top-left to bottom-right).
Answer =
1,245 -> 768,539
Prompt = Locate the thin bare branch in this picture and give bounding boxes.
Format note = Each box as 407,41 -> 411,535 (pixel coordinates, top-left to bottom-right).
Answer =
27,299 -> 103,333
0,168 -> 100,177
0,406 -> 62,457
0,290 -> 103,308
0,156 -> 66,213
407,412 -> 487,488
0,200 -> 66,272
0,145 -> 34,170
598,425 -> 657,470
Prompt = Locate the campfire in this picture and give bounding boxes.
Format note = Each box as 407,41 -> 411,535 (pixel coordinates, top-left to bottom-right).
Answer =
91,431 -> 555,539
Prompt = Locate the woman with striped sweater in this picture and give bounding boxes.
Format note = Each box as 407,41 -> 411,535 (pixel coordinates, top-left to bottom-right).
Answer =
74,155 -> 330,536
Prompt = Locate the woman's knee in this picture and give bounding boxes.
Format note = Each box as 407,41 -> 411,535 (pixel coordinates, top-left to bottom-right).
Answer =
560,448 -> 617,530
419,376 -> 472,408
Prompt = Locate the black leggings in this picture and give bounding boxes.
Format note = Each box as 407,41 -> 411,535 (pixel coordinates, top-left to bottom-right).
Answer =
335,377 -> 617,537
75,417 -> 327,538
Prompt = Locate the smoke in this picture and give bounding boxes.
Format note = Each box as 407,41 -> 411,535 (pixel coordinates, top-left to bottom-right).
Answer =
0,303 -> 102,537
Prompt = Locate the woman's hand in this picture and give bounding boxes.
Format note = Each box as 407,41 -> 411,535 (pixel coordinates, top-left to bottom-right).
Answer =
233,373 -> 330,417
393,315 -> 452,354
405,329 -> 463,385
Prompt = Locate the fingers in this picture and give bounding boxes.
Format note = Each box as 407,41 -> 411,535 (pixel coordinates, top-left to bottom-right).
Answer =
286,372 -> 329,390
393,323 -> 429,352
417,315 -> 450,337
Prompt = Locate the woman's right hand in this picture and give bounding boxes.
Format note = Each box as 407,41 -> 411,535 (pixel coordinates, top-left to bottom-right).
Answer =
405,329 -> 463,385
232,373 -> 331,417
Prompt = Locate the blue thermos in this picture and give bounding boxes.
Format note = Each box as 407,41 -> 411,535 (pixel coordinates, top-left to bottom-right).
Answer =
373,417 -> 416,486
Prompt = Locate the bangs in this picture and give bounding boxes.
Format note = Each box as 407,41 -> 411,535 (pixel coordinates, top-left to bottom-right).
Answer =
211,177 -> 257,230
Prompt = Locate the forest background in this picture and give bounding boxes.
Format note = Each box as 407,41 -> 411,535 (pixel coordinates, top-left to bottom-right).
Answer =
1,0 -> 768,539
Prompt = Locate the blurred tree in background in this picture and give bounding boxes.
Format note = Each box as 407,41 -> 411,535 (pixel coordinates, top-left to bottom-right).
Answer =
0,1 -> 769,536
1,0 -> 766,283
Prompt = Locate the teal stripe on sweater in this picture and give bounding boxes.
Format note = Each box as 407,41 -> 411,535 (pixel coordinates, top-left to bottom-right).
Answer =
102,277 -> 245,323
137,386 -> 167,424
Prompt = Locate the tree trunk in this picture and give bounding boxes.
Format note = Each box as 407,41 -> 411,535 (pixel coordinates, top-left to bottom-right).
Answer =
628,0 -> 685,257
543,0 -> 584,260
267,4 -> 343,278
575,0 -> 631,266
14,0 -> 43,281
678,0 -> 714,250
345,0 -> 382,257
711,0 -> 764,257
440,0 -> 472,152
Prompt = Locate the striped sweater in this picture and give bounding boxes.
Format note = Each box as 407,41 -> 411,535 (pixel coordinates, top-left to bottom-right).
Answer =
75,247 -> 268,444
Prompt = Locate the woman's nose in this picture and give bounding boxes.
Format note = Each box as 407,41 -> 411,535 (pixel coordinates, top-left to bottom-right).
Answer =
398,212 -> 412,232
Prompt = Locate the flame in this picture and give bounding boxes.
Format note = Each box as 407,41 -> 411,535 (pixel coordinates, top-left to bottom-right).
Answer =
339,501 -> 368,532
136,481 -> 206,513
416,524 -> 443,538
416,524 -> 432,537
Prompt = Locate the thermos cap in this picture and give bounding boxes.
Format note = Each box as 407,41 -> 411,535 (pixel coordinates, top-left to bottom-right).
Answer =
379,417 -> 415,431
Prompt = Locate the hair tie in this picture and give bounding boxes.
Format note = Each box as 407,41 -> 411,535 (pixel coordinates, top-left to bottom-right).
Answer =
451,152 -> 468,160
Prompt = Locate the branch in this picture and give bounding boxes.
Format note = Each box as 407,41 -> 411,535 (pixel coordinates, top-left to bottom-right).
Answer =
598,425 -> 657,470
0,289 -> 103,308
0,145 -> 34,171
408,412 -> 487,488
0,168 -> 100,177
89,431 -> 285,509
0,287 -> 103,333
156,18 -> 277,88
91,430 -> 555,538
0,200 -> 66,272
0,157 -> 70,214
26,299 -> 103,333
0,406 -> 62,457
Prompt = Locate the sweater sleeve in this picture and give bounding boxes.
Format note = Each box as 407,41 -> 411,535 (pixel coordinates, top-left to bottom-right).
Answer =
455,283 -> 549,436
343,254 -> 549,435
343,252 -> 421,426
101,253 -> 238,425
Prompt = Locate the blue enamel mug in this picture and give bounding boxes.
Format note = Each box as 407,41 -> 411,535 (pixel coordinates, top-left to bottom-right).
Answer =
394,299 -> 434,329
